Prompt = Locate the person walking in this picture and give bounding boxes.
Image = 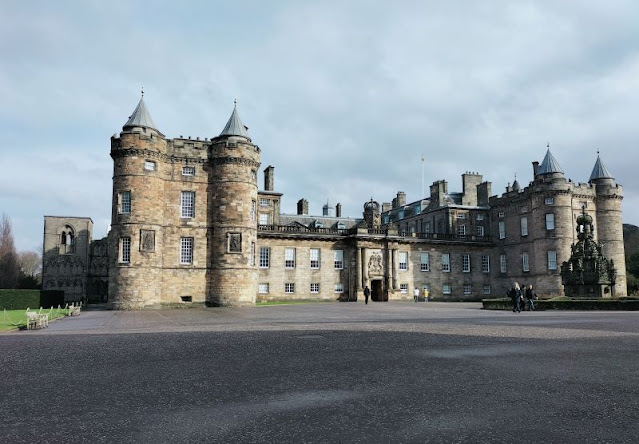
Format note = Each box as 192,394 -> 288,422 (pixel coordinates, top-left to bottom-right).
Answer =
509,282 -> 522,313
364,286 -> 370,305
525,284 -> 536,311
413,287 -> 420,303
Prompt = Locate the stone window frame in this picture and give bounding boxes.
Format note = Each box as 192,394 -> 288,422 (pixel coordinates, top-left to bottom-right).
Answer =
443,284 -> 452,294
545,197 -> 554,205
548,250 -> 558,270
481,255 -> 490,273
463,284 -> 472,295
310,248 -> 320,269
334,283 -> 344,293
139,229 -> 155,252
441,253 -> 450,272
180,237 -> 193,265
398,251 -> 408,271
284,283 -> 295,294
462,254 -> 471,273
181,166 -> 195,176
144,160 -> 156,171
310,283 -> 320,294
334,250 -> 344,270
498,221 -> 506,239
500,254 -> 507,273
420,252 -> 430,272
259,213 -> 269,225
118,191 -> 131,214
400,283 -> 408,294
258,283 -> 269,294
522,252 -> 530,272
228,233 -> 242,253
120,237 -> 131,264
259,247 -> 270,268
520,216 -> 528,236
476,225 -> 485,237
545,213 -> 555,230
483,285 -> 491,295
181,191 -> 195,219
285,248 -> 296,269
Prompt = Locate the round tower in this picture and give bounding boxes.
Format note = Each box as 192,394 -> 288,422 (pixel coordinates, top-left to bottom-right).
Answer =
109,92 -> 167,309
590,154 -> 626,296
208,103 -> 260,306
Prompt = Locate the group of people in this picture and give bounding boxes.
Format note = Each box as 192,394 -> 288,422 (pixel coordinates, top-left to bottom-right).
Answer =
508,282 -> 537,312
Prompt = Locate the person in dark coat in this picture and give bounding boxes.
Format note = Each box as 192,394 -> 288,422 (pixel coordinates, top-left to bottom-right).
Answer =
525,284 -> 536,311
510,282 -> 522,313
364,286 -> 370,305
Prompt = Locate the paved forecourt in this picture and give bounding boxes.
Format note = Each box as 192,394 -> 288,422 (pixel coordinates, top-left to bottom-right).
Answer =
2,302 -> 639,443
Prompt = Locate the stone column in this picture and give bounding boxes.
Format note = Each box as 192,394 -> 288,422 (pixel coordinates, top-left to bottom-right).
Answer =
356,247 -> 363,290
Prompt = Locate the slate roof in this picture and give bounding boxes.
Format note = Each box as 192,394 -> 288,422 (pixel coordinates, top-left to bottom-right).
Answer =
123,95 -> 159,132
220,104 -> 250,139
537,149 -> 564,175
589,155 -> 614,181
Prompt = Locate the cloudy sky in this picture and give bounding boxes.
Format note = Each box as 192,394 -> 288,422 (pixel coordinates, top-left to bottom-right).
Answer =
1,0 -> 638,252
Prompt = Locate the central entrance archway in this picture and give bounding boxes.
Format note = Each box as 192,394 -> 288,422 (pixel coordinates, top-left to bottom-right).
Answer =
371,279 -> 387,302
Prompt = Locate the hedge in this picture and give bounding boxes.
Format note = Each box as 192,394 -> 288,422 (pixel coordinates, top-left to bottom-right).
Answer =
0,289 -> 65,310
482,297 -> 639,311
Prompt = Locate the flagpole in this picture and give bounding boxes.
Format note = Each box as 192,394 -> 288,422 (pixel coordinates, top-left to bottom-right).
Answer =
421,155 -> 425,199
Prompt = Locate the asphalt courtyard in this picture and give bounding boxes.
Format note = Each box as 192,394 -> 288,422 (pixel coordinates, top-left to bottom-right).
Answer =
2,302 -> 639,443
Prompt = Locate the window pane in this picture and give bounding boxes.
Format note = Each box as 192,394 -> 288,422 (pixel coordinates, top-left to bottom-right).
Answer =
310,249 -> 320,269
180,237 -> 193,264
334,250 -> 344,269
259,247 -> 270,268
420,252 -> 430,271
181,191 -> 194,218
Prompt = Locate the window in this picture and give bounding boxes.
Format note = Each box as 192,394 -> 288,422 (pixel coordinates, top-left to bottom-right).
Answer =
443,284 -> 451,294
250,200 -> 256,222
546,213 -> 555,230
285,248 -> 296,269
400,284 -> 408,294
181,191 -> 195,218
144,160 -> 156,171
334,283 -> 344,293
463,284 -> 471,295
334,250 -> 344,269
259,198 -> 269,206
522,252 -> 530,272
545,197 -> 554,205
180,237 -> 193,264
548,250 -> 558,270
424,221 -> 431,233
498,221 -> 506,239
420,252 -> 430,272
476,214 -> 484,221
119,191 -> 131,214
520,206 -> 528,214
258,283 -> 269,294
500,254 -> 507,273
462,254 -> 471,273
250,242 -> 255,266
310,249 -> 320,269
310,283 -> 320,293
481,255 -> 490,273
285,283 -> 295,294
521,217 -> 528,236
120,237 -> 131,263
476,225 -> 484,237
182,166 -> 195,176
259,247 -> 270,268
457,213 -> 466,220
483,285 -> 491,295
259,213 -> 269,225
457,225 -> 466,236
498,211 -> 505,218
441,253 -> 450,272
399,252 -> 408,270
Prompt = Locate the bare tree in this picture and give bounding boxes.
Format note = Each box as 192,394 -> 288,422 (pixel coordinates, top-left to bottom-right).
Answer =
0,214 -> 20,288
19,251 -> 42,279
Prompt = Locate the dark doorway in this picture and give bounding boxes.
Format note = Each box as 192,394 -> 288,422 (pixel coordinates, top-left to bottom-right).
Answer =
371,280 -> 386,302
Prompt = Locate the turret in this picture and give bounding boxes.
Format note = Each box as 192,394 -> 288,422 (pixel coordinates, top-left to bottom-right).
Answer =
109,92 -> 167,308
590,153 -> 626,296
535,147 -> 564,181
209,102 -> 260,306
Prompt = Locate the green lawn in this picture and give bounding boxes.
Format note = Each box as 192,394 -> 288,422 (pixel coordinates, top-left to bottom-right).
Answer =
0,309 -> 70,332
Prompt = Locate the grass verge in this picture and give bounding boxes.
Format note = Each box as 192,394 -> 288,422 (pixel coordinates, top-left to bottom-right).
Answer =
0,309 -> 69,332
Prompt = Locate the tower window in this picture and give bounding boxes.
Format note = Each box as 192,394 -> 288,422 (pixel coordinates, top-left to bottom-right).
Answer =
181,191 -> 195,218
182,166 -> 195,176
119,191 -> 131,214
144,161 -> 156,171
120,237 -> 131,263
180,237 -> 193,264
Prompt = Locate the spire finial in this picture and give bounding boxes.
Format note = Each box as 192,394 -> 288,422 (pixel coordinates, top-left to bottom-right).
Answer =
597,148 -> 600,155
234,98 -> 237,107
141,86 -> 144,97
547,141 -> 550,149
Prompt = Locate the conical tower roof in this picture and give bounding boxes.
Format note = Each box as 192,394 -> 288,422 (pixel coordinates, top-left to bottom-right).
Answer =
589,154 -> 614,181
219,101 -> 250,139
537,148 -> 564,175
123,93 -> 160,133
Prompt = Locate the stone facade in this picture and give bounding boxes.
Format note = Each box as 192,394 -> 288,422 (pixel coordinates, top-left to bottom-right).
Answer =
41,97 -> 627,307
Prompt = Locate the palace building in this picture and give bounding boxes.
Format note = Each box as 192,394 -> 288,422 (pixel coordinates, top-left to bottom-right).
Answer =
41,95 -> 627,308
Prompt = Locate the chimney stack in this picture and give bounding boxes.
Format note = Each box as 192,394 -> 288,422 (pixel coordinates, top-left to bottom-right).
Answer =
264,166 -> 274,191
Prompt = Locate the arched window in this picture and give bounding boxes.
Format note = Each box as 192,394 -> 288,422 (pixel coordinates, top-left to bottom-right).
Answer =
60,225 -> 75,254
